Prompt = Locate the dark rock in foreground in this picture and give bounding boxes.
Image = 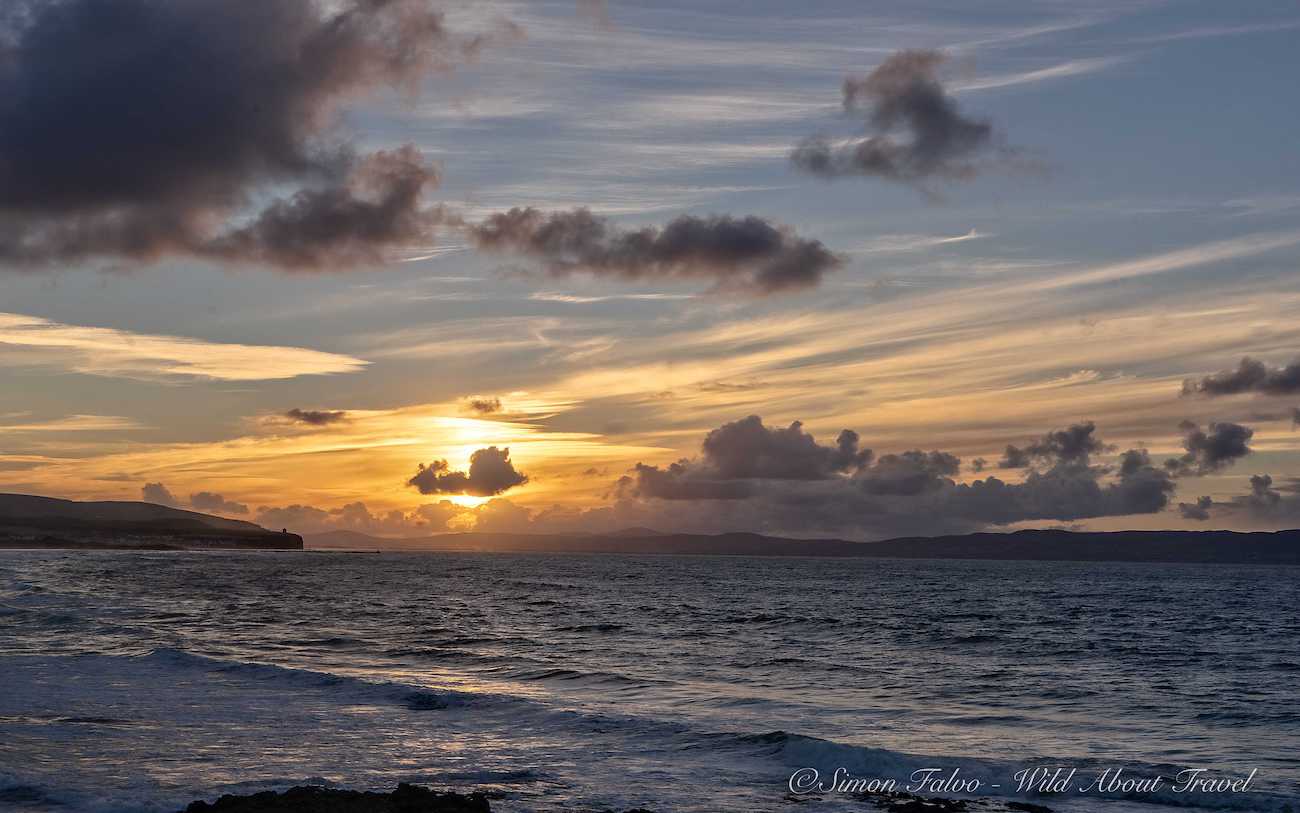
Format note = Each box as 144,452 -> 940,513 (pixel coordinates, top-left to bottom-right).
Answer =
181,784 -> 660,813
183,784 -> 490,813
180,783 -> 1052,813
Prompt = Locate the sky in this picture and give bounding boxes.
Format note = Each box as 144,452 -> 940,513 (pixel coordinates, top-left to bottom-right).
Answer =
2,0 -> 1300,540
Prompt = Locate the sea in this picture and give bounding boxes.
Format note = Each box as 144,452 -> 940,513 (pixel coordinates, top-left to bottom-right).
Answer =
1,550 -> 1297,813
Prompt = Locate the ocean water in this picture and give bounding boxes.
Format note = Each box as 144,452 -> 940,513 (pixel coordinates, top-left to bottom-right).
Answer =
1,550 -> 1297,813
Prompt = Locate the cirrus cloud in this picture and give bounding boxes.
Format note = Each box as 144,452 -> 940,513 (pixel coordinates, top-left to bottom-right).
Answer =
0,312 -> 367,381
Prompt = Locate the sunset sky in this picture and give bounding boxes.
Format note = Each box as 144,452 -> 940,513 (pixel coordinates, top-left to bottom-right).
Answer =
2,0 -> 1300,539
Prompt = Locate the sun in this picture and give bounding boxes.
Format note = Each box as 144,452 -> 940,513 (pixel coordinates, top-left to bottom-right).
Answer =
447,494 -> 490,508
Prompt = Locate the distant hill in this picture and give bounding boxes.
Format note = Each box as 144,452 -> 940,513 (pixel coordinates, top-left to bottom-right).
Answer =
305,527 -> 1300,565
0,493 -> 302,550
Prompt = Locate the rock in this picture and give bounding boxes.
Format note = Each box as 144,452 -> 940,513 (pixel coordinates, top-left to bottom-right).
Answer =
181,783 -> 491,813
1006,804 -> 1054,813
181,785 -> 658,813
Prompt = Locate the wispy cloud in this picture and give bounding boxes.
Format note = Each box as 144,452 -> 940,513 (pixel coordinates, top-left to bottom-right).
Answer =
1022,230 -> 1300,292
530,292 -> 697,304
847,229 -> 988,254
1135,20 -> 1300,44
0,313 -> 368,382
0,414 -> 144,433
954,57 -> 1127,92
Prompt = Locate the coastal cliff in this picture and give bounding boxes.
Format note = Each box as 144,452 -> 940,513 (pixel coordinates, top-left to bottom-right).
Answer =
0,493 -> 302,551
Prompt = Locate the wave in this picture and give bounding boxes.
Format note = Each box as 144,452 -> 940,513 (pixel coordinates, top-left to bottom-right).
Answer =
5,649 -> 1296,813
133,648 -> 480,712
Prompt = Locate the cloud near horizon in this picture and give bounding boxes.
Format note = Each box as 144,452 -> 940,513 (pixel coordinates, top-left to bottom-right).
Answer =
612,416 -> 1175,539
1171,474 -> 1300,527
141,482 -> 248,516
468,208 -> 843,295
408,446 -> 529,497
189,491 -> 250,516
0,0 -> 511,270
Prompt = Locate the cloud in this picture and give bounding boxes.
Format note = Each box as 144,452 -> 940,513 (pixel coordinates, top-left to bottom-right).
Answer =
619,416 -> 872,501
285,408 -> 349,426
0,312 -> 367,381
700,416 -> 873,479
0,414 -> 142,433
859,450 -> 961,496
200,147 -> 447,270
257,499 -> 463,536
1165,420 -> 1253,476
0,0 -> 507,270
1179,495 -> 1214,521
953,57 -> 1125,92
141,482 -> 179,507
1183,357 -> 1300,397
465,397 -> 502,415
468,208 -> 842,295
999,421 -> 1110,469
189,491 -> 249,516
142,482 -> 248,515
790,50 -> 1009,187
616,417 -> 1175,539
408,446 -> 529,496
1184,474 -> 1300,528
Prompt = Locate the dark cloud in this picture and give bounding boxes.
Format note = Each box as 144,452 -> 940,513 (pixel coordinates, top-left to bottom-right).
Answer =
201,147 -> 445,270
141,482 -> 179,507
1179,495 -> 1214,521
0,0 -> 499,270
999,422 -> 1110,469
1246,474 -> 1282,509
1185,474 -> 1300,529
618,417 -> 1175,540
620,416 -> 872,501
189,491 -> 249,516
285,408 -> 349,426
408,446 -> 529,497
1183,357 -> 1300,397
465,396 -> 502,415
469,208 -> 842,295
790,50 -> 1006,187
858,450 -> 960,496
700,416 -> 872,479
620,461 -> 755,501
1165,420 -> 1253,476
1292,407 -> 1300,429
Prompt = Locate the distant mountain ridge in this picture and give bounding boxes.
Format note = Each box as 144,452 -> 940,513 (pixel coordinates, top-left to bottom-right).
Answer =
0,493 -> 301,550
305,526 -> 1300,565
